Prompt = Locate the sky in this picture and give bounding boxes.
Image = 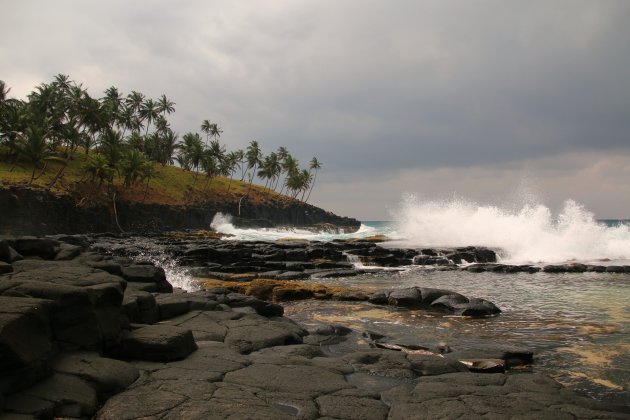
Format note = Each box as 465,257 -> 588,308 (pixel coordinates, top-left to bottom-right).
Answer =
3,1 -> 630,220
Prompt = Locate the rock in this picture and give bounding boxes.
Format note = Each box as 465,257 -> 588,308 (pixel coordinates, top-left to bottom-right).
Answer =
18,373 -> 98,418
119,324 -> 198,361
54,243 -> 83,261
446,347 -> 534,368
120,264 -> 172,292
51,352 -> 139,398
0,240 -> 22,264
223,317 -> 305,354
310,269 -> 366,279
316,394 -> 390,420
605,265 -> 627,273
2,394 -> 54,418
458,358 -> 506,373
0,261 -> 12,274
155,294 -> 191,320
10,237 -> 59,260
96,387 -> 187,420
223,364 -> 352,397
386,287 -> 422,307
0,296 -> 53,370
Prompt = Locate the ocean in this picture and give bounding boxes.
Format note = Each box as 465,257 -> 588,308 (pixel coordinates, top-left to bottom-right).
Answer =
156,198 -> 630,405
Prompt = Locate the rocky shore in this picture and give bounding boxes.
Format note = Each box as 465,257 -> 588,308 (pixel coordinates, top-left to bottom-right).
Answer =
1,235 -> 629,419
0,185 -> 361,236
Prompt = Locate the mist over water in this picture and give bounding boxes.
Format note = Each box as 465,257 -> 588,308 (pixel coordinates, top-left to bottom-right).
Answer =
393,194 -> 630,264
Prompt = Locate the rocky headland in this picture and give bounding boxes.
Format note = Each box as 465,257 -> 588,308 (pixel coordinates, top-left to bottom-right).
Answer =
1,234 -> 629,419
0,185 -> 360,236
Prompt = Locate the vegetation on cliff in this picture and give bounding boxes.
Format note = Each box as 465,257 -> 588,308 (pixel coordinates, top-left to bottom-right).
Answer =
0,75 -> 322,208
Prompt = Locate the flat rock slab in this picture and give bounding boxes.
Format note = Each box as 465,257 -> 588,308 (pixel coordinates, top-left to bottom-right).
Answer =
119,325 -> 198,362
96,387 -> 187,420
7,373 -> 98,418
51,352 -> 139,397
316,394 -> 390,420
222,315 -> 306,354
382,372 -> 630,420
224,363 -> 352,397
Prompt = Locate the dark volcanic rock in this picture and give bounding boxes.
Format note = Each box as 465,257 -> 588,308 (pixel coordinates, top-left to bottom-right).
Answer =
119,324 -> 198,362
371,287 -> 501,316
0,296 -> 53,371
0,185 -> 361,235
51,352 -> 139,398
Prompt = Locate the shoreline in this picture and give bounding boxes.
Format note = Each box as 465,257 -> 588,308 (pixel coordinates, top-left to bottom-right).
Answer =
1,234 -> 629,418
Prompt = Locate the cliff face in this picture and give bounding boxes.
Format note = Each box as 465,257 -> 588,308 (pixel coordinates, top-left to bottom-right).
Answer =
0,185 -> 361,236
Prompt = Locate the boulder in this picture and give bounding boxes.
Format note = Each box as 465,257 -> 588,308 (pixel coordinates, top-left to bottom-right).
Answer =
155,294 -> 191,320
120,264 -> 172,292
10,237 -> 59,260
223,317 -> 305,354
118,324 -> 198,361
0,296 -> 53,370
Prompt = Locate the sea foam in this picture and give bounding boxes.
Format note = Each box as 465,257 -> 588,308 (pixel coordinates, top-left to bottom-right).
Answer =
393,194 -> 630,264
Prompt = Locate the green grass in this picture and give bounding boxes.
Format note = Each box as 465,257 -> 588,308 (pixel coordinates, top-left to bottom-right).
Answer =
0,152 -> 292,207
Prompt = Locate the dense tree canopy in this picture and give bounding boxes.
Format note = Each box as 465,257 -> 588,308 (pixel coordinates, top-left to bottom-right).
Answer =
0,75 -> 321,202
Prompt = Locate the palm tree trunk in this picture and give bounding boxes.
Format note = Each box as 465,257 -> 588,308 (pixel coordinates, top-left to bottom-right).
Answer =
305,171 -> 317,203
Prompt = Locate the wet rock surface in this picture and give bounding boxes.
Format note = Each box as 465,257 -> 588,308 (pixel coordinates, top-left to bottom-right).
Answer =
0,234 -> 628,419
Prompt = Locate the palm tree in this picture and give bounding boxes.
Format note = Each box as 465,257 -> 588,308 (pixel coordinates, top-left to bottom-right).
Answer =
156,129 -> 179,165
181,132 -> 204,181
83,153 -> 114,187
119,149 -> 149,187
221,150 -> 239,193
98,128 -> 125,168
102,86 -> 123,129
139,98 -> 159,137
259,152 -> 281,191
245,140 -> 261,186
125,91 -> 145,134
157,94 -> 175,118
13,125 -> 62,182
200,120 -> 222,147
200,149 -> 218,190
279,153 -> 298,196
304,157 -> 321,203
207,138 -> 225,165
285,168 -> 310,200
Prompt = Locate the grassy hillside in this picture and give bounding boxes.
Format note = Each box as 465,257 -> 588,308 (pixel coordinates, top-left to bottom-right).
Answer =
0,152 -> 292,208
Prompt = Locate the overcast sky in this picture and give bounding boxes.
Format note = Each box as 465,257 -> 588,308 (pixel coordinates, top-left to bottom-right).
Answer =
3,1 -> 630,219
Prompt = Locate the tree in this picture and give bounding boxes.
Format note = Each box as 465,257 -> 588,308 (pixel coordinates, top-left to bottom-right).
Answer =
119,149 -> 149,187
181,132 -> 204,174
245,140 -> 261,187
221,150 -> 239,193
157,94 -> 175,118
285,168 -> 311,200
279,153 -> 298,196
155,129 -> 179,165
98,128 -> 125,168
258,152 -> 281,191
83,153 -> 114,187
13,125 -> 63,182
200,149 -> 218,190
139,98 -> 159,137
304,157 -> 321,203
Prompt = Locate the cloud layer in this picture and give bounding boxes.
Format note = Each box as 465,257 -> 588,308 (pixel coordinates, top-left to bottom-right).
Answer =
3,1 -> 630,218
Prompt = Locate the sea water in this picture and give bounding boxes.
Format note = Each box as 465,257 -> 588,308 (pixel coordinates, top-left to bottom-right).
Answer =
154,197 -> 629,404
